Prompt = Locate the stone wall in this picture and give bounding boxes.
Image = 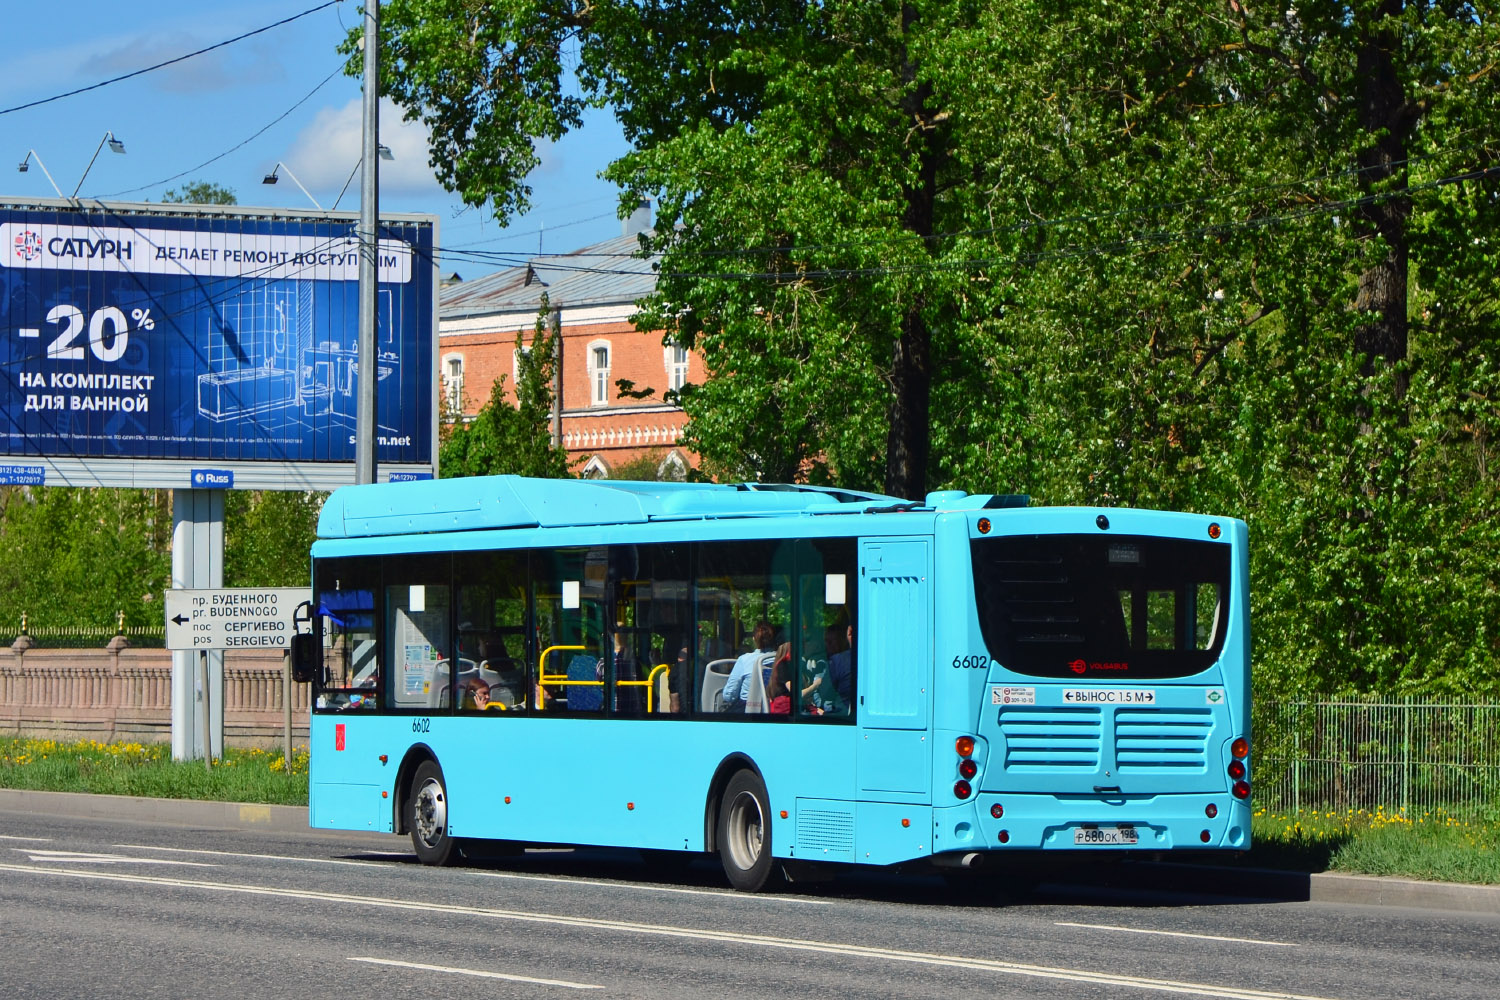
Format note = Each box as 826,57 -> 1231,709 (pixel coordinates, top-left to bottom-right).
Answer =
0,645 -> 310,749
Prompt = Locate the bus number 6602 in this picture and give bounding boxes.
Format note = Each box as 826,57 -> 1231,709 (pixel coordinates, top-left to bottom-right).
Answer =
952,654 -> 989,669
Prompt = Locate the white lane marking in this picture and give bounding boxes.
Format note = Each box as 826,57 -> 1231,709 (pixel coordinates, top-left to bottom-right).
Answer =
349,956 -> 602,990
0,835 -> 52,842
114,845 -> 387,869
13,849 -> 216,868
117,843 -> 828,904
476,869 -> 832,904
0,863 -> 1336,1000
1055,921 -> 1297,947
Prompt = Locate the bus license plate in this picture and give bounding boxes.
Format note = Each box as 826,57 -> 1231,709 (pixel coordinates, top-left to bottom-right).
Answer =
1074,826 -> 1138,845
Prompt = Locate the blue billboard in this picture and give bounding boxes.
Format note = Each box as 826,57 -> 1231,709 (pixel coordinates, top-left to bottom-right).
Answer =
0,200 -> 436,488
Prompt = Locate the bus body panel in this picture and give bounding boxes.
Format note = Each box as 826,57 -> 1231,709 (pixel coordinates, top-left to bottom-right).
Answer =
303,477 -> 1253,873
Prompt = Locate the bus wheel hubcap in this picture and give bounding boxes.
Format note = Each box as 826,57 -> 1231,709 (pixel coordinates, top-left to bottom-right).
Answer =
727,792 -> 763,870
414,778 -> 446,846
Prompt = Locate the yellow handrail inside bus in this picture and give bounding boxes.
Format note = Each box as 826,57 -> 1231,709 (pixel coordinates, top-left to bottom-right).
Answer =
536,644 -> 596,712
615,663 -> 670,713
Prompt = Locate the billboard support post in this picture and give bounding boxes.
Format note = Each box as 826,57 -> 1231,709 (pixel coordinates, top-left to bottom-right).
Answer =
170,489 -> 223,761
355,0 -> 380,485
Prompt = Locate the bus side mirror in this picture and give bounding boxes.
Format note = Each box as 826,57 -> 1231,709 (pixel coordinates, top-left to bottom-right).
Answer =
290,600 -> 318,683
290,633 -> 319,684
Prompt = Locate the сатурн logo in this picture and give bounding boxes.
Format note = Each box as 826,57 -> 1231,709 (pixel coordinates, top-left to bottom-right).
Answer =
12,230 -> 43,262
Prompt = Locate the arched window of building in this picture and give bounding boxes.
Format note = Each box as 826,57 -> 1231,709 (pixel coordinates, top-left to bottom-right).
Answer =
441,353 -> 465,416
580,455 -> 610,479
587,340 -> 612,406
664,343 -> 689,392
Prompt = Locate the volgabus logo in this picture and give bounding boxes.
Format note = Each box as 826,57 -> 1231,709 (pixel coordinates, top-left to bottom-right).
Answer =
12,230 -> 42,262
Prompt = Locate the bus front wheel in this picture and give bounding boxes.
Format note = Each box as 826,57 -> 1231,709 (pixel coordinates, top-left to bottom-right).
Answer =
408,761 -> 457,866
717,770 -> 776,892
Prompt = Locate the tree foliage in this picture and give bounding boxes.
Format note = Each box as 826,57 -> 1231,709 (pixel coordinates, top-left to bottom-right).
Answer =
161,181 -> 237,205
439,298 -> 573,479
371,2 -> 1500,695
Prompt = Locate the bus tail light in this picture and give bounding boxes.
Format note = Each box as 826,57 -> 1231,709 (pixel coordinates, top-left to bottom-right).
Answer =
990,803 -> 1004,819
955,736 -> 975,757
1205,803 -> 1217,818
1232,781 -> 1250,799
998,830 -> 1010,844
1231,737 -> 1249,759
954,780 -> 972,799
1227,759 -> 1246,780
959,758 -> 978,780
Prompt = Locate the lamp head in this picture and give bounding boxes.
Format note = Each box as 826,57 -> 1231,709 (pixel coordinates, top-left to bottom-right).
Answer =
377,144 -> 393,161
106,134 -> 126,154
262,166 -> 280,185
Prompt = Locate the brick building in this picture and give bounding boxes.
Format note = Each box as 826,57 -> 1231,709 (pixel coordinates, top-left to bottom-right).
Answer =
438,213 -> 699,479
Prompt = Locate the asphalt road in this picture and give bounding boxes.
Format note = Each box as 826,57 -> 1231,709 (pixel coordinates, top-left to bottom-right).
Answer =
2,809 -> 1497,1000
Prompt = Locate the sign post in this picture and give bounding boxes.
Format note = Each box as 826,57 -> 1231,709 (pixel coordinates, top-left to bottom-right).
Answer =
165,587 -> 310,761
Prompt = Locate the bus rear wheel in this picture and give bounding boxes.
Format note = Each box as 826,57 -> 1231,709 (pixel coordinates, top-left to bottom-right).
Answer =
717,770 -> 776,892
408,761 -> 457,866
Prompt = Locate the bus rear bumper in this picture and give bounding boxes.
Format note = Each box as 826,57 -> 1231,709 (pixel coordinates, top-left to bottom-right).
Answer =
932,792 -> 1252,854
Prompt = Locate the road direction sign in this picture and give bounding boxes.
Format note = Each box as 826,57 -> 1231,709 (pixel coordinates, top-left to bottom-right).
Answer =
164,588 -> 310,651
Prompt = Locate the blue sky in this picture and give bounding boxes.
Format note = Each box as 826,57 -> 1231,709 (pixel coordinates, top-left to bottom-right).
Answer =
0,1 -> 631,277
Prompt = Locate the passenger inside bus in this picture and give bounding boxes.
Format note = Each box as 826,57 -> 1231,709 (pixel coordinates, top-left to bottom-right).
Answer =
722,621 -> 777,713
461,677 -> 491,710
823,622 -> 853,714
767,645 -> 795,715
478,633 -> 527,709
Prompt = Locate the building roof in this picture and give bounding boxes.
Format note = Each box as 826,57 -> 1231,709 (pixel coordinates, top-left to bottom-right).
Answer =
440,231 -> 660,319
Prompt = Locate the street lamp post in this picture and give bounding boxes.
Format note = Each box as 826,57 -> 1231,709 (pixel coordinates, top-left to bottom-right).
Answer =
17,150 -> 64,199
261,163 -> 323,210
71,131 -> 126,200
356,0 -> 381,485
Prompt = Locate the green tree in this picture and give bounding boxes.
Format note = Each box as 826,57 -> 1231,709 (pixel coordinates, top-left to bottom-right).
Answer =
0,487 -> 172,632
223,491 -> 326,587
161,181 -> 237,205
440,298 -> 572,478
367,2 -> 1500,695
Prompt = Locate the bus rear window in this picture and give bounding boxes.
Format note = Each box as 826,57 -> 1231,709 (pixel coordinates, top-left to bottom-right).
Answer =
972,533 -> 1231,679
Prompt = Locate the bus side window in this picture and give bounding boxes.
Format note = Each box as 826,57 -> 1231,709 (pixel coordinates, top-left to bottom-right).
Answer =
535,547 -> 607,713
311,556 -> 380,713
455,550 -> 532,713
797,539 -> 856,719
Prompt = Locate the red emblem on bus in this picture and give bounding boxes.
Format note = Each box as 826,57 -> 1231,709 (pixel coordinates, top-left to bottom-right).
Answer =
335,723 -> 346,751
1069,659 -> 1087,675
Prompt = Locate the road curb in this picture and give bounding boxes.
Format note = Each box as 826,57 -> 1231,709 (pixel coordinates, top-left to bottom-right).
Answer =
0,788 -> 312,835
4,789 -> 1497,913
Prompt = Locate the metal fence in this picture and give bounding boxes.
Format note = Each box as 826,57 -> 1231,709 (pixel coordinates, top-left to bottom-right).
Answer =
1254,699 -> 1500,819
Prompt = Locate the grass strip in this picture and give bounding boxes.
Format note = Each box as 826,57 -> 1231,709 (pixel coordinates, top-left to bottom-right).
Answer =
0,737 -> 308,806
1237,808 -> 1500,885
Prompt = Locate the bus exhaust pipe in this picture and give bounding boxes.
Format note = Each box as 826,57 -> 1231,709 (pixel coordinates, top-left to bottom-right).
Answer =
933,852 -> 985,870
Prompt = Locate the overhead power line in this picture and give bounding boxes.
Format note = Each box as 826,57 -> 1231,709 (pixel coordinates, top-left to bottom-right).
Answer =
102,65 -> 345,199
0,1 -> 342,117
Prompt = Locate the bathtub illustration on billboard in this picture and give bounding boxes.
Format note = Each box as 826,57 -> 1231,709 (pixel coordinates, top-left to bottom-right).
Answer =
196,284 -> 397,431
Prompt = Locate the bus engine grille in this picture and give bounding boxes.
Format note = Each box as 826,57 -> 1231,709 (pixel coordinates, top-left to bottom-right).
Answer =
1114,708 -> 1213,770
997,706 -> 1102,768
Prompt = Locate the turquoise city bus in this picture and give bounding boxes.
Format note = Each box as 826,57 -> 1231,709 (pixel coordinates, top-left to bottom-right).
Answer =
296,476 -> 1251,892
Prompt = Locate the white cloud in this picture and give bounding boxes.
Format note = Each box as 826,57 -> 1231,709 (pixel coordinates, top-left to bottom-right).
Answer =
280,97 -> 443,198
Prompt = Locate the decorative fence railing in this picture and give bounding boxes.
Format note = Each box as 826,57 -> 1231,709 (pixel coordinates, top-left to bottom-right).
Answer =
1254,699 -> 1500,819
1,646 -> 309,749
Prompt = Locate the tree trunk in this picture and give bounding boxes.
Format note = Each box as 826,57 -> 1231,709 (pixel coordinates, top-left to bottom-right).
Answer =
885,5 -> 938,500
1352,2 -> 1411,402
